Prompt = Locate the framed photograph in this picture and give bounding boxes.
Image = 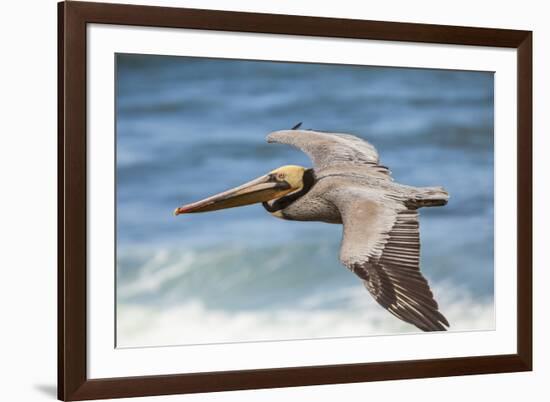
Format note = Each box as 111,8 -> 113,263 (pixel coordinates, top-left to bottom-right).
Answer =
58,1 -> 532,400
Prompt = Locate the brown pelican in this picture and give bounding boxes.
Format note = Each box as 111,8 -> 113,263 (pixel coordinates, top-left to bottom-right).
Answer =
174,126 -> 450,332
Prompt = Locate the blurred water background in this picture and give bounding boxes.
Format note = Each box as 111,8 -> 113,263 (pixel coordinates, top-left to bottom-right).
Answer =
116,54 -> 494,347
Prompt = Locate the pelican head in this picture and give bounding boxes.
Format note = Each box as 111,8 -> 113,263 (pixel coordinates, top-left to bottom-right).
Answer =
174,165 -> 307,215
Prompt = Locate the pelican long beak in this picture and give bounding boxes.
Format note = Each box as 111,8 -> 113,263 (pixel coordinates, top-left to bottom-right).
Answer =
174,174 -> 291,215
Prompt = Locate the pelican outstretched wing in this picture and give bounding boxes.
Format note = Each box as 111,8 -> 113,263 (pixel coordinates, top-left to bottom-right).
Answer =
267,129 -> 382,170
326,187 -> 449,332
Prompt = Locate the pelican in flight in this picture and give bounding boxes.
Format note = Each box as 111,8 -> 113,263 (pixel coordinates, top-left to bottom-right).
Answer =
174,125 -> 450,331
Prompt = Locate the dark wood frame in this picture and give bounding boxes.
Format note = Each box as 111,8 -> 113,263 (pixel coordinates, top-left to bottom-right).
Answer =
58,1 -> 532,400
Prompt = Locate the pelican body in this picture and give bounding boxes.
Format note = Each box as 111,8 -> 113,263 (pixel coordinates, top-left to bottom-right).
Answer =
175,127 -> 450,332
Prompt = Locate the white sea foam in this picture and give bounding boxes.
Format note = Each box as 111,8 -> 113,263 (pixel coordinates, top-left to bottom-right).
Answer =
117,282 -> 494,348
116,245 -> 495,348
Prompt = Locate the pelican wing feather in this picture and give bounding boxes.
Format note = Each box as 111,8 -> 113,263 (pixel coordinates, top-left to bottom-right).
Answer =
326,187 -> 449,332
267,129 -> 382,170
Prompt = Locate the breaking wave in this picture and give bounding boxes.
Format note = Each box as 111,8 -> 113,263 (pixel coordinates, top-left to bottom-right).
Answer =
116,246 -> 494,348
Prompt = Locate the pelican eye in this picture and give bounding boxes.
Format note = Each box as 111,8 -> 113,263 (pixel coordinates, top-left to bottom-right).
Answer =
276,172 -> 286,180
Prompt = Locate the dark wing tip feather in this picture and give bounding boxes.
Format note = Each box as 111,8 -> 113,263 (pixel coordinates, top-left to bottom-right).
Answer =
362,265 -> 450,332
291,122 -> 303,130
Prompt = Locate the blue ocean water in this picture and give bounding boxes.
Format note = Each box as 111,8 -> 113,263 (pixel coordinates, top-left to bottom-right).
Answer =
115,54 -> 494,347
